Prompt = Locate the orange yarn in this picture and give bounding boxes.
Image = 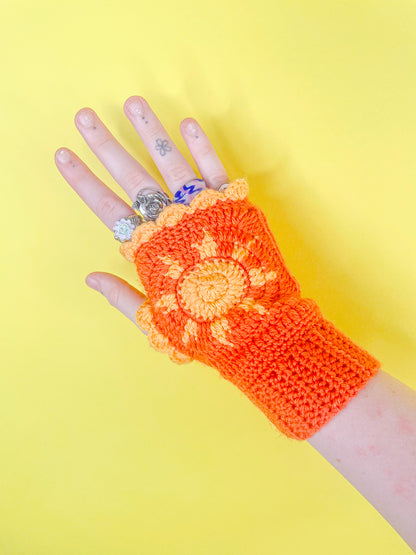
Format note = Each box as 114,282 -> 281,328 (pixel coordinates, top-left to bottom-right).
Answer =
119,178 -> 381,440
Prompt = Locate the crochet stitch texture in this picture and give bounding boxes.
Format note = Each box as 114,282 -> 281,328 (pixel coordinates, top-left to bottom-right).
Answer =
119,178 -> 381,440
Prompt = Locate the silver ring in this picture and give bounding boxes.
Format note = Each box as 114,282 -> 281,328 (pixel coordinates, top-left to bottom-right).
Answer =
218,183 -> 229,192
132,188 -> 172,221
173,178 -> 207,204
113,214 -> 143,242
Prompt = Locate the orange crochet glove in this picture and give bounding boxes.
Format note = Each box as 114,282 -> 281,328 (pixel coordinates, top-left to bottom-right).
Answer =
119,178 -> 381,440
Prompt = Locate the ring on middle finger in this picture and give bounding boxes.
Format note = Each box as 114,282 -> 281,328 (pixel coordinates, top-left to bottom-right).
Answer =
132,188 -> 172,221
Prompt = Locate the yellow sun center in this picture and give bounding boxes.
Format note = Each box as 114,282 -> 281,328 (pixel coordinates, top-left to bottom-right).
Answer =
177,258 -> 248,321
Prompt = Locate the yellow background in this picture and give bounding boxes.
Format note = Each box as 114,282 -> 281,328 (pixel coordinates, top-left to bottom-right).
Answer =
1,0 -> 416,553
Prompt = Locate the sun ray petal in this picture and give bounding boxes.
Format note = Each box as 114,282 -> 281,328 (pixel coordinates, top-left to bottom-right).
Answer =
231,245 -> 250,263
210,317 -> 234,346
182,318 -> 199,345
155,293 -> 179,312
159,255 -> 184,279
148,323 -> 192,363
135,300 -> 154,331
192,230 -> 217,259
248,267 -> 278,287
237,297 -> 267,315
231,238 -> 258,263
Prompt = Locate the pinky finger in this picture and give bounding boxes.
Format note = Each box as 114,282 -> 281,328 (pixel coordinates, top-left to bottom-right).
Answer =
179,118 -> 229,190
85,272 -> 147,330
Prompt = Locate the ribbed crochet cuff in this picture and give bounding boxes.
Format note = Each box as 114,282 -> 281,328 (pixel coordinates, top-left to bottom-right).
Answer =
209,296 -> 381,440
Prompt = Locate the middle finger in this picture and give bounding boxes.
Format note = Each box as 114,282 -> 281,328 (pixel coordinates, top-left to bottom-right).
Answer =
123,96 -> 198,194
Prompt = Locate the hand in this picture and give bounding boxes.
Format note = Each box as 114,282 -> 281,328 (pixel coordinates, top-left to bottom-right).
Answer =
55,96 -> 380,442
54,96 -> 230,327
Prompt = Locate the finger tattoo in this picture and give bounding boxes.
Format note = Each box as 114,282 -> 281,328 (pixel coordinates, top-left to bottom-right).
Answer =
155,138 -> 172,156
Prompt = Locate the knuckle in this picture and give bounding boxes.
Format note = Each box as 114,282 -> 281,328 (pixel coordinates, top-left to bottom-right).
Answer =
94,134 -> 113,151
107,286 -> 120,308
122,169 -> 147,196
96,195 -> 118,221
169,165 -> 193,185
196,141 -> 213,158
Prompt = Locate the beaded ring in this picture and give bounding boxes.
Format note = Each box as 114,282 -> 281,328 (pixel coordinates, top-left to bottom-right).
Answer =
172,178 -> 207,204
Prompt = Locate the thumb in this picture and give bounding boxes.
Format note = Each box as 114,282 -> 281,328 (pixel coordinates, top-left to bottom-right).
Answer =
85,272 -> 147,329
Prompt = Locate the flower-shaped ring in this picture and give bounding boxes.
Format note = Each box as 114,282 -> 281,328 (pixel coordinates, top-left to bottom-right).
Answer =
132,189 -> 172,221
113,214 -> 143,242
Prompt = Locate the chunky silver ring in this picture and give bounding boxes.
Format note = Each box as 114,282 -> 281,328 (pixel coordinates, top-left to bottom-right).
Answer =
218,182 -> 229,192
173,178 -> 207,204
132,188 -> 172,221
113,214 -> 143,242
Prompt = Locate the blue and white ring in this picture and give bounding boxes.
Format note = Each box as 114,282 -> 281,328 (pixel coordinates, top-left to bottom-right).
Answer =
173,179 -> 207,205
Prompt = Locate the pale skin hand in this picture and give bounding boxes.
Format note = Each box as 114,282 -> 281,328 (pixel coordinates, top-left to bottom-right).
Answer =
55,95 -> 230,320
55,96 -> 416,551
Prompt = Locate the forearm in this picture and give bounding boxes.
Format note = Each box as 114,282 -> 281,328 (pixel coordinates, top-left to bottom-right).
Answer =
308,369 -> 416,551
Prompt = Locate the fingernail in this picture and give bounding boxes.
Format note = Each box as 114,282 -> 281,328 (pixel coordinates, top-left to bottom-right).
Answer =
57,148 -> 71,163
185,120 -> 198,135
77,110 -> 95,128
126,97 -> 144,116
86,276 -> 100,291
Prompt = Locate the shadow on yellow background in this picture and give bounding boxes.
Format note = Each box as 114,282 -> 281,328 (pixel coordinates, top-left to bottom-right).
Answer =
1,0 -> 415,553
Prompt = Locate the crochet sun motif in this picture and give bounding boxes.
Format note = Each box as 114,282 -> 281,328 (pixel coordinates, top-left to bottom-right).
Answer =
117,176 -> 381,440
119,178 -> 299,363
155,227 -> 277,347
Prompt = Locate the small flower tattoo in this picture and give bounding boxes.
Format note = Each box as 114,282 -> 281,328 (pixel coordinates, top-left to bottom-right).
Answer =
155,138 -> 172,156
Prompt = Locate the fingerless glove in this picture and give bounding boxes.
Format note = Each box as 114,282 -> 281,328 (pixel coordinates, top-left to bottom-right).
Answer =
119,178 -> 381,440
